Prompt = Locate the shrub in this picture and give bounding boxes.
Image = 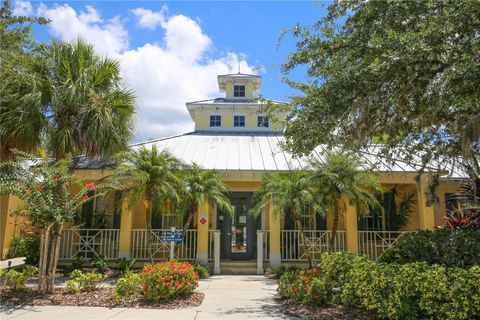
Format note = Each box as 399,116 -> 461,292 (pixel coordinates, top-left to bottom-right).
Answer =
5,235 -> 40,266
116,257 -> 136,274
380,228 -> 480,268
65,269 -> 106,293
0,265 -> 38,290
266,265 -> 303,279
140,261 -> 198,301
113,270 -> 141,302
278,252 -> 480,319
278,268 -> 330,306
192,263 -> 211,279
71,256 -> 89,270
91,255 -> 109,273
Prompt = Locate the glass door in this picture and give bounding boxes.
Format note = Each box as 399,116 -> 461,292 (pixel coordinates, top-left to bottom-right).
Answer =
230,198 -> 248,254
218,192 -> 258,260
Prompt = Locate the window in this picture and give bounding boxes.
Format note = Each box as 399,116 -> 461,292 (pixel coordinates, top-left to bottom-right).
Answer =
257,116 -> 269,128
233,115 -> 245,127
233,85 -> 245,97
81,192 -> 120,229
209,115 -> 221,127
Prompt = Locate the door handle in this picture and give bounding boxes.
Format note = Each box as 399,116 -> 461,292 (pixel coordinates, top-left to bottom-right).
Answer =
227,232 -> 231,236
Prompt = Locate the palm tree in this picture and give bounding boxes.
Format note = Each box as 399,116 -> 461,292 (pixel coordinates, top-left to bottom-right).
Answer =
251,170 -> 322,268
1,38 -> 136,293
20,38 -> 136,161
309,151 -> 383,248
112,146 -> 182,263
177,164 -> 233,233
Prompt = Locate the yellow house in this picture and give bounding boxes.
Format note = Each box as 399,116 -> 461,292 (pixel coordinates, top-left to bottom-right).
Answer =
0,73 -> 467,273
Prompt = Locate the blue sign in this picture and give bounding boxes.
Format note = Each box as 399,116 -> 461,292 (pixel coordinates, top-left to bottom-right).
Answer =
160,231 -> 184,242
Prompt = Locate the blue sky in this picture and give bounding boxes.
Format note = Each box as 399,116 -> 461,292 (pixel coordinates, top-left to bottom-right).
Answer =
16,1 -> 329,141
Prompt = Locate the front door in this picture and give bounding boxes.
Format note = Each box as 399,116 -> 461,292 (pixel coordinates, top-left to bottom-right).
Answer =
218,192 -> 258,260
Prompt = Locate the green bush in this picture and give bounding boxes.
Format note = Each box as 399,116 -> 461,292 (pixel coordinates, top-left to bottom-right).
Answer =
0,265 -> 38,290
113,270 -> 141,302
278,268 -> 330,306
140,261 -> 198,301
278,252 -> 480,320
91,255 -> 109,273
65,269 -> 106,293
266,265 -> 303,279
116,257 -> 136,274
192,263 -> 211,279
380,229 -> 480,268
5,235 -> 40,266
70,256 -> 89,270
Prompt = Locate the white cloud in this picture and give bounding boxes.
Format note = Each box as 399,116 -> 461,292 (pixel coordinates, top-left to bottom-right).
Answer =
37,4 -> 128,56
38,3 -> 257,142
132,6 -> 167,30
13,0 -> 32,16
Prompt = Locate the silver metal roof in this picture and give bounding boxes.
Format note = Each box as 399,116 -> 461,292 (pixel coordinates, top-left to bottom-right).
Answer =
131,132 -> 463,175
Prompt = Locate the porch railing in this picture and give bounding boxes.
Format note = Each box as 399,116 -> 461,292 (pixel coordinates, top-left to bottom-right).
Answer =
131,229 -> 197,261
358,231 -> 408,260
281,230 -> 346,261
59,229 -> 120,260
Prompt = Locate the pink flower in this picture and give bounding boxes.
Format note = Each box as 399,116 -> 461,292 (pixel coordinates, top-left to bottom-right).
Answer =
83,194 -> 89,201
86,182 -> 95,190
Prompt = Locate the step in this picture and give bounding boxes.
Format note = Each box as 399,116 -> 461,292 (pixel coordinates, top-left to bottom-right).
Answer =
219,260 -> 262,275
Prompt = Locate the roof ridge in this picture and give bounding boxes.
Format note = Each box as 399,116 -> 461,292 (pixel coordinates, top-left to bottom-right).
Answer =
131,132 -> 194,147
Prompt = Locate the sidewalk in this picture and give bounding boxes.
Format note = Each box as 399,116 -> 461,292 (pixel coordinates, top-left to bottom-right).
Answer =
0,275 -> 301,320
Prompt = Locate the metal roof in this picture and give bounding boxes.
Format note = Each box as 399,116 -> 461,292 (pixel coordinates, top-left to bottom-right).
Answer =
129,132 -> 463,175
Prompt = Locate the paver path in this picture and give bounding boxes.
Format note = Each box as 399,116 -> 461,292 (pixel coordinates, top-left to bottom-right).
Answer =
0,275 -> 301,319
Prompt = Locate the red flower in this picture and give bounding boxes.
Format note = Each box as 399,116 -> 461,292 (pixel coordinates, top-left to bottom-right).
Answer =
86,182 -> 95,190
53,174 -> 61,180
83,194 -> 89,201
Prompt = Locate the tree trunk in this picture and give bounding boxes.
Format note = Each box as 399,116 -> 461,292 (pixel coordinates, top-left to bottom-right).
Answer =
47,222 -> 64,292
38,223 -> 53,294
329,200 -> 339,249
291,210 -> 313,268
182,203 -> 197,233
145,200 -> 154,264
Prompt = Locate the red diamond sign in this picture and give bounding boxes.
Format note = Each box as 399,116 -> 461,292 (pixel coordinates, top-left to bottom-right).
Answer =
200,217 -> 207,225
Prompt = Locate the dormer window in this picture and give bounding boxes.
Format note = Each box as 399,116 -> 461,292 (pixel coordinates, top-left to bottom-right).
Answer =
257,116 -> 269,128
233,115 -> 245,127
210,115 -> 221,127
233,85 -> 245,97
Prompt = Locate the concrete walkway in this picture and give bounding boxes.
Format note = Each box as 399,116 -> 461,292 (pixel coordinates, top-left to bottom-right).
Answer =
0,275 -> 301,320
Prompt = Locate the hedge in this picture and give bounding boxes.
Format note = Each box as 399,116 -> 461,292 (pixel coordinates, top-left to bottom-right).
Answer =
278,252 -> 480,320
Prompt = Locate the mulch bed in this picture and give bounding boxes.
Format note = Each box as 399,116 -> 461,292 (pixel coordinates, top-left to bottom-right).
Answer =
0,287 -> 204,309
277,297 -> 375,320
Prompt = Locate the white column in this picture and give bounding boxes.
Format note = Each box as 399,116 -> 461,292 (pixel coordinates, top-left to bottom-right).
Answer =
213,230 -> 221,275
256,231 -> 264,275
169,227 -> 175,260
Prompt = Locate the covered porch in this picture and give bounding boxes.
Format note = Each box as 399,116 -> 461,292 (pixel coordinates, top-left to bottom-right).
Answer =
55,171 -> 454,273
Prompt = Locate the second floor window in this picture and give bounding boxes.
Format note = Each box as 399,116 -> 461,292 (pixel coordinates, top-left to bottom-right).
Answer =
233,85 -> 245,97
234,115 -> 245,127
210,115 -> 221,127
257,116 -> 269,128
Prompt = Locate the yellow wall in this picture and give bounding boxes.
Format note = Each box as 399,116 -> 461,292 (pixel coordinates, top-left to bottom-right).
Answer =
193,110 -> 286,132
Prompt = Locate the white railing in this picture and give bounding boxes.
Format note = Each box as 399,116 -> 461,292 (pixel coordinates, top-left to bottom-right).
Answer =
59,229 -> 120,260
358,231 -> 408,260
281,230 -> 346,261
208,230 -> 217,261
131,229 -> 197,261
260,230 -> 269,261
